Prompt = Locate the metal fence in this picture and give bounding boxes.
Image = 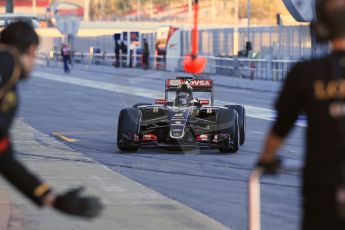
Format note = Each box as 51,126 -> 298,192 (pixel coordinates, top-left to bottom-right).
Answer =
238,26 -> 312,59
38,25 -> 312,60
181,28 -> 235,57
36,25 -> 310,82
38,51 -> 298,82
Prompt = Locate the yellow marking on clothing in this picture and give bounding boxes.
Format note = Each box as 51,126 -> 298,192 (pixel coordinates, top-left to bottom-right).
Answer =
34,183 -> 50,197
314,79 -> 345,100
1,91 -> 17,113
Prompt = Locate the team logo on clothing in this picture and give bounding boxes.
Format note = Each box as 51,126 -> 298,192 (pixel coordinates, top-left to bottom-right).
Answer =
314,80 -> 345,100
1,91 -> 17,113
314,80 -> 345,118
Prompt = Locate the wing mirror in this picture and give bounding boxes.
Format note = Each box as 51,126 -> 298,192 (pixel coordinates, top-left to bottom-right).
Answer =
199,100 -> 209,105
155,99 -> 166,105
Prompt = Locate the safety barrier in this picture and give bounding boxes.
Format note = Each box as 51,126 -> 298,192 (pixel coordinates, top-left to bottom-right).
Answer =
38,25 -> 314,60
37,52 -> 298,82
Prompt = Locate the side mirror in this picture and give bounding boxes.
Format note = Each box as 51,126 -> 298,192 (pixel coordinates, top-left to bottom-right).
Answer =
199,100 -> 209,105
155,99 -> 166,105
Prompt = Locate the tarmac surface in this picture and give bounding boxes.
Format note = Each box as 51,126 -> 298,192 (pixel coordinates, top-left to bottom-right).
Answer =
0,119 -> 229,230
2,65 -> 304,230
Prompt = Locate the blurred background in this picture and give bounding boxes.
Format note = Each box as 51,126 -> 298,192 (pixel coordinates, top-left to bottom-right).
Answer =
0,0 -> 314,78
0,0 -> 295,26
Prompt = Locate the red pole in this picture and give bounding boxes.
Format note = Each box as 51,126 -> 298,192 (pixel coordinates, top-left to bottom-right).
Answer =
191,0 -> 199,58
183,0 -> 206,74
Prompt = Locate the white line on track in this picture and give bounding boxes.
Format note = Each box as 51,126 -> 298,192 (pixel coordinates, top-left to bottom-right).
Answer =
32,71 -> 306,127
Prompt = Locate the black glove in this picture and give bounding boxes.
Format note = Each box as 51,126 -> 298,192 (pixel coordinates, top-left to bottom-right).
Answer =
54,187 -> 103,218
256,157 -> 282,175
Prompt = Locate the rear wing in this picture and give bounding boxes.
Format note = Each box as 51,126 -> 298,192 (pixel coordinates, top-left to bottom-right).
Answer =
165,78 -> 214,105
165,79 -> 213,92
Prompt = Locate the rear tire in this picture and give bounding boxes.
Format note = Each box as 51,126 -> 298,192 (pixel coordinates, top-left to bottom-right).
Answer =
216,109 -> 240,154
225,105 -> 246,145
117,108 -> 141,152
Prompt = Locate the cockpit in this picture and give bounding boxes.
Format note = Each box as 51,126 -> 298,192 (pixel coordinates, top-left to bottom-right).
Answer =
175,92 -> 193,106
174,82 -> 193,106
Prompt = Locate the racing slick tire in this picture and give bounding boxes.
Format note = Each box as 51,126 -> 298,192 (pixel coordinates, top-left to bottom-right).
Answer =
216,109 -> 240,154
117,108 -> 141,152
133,103 -> 152,108
225,105 -> 246,145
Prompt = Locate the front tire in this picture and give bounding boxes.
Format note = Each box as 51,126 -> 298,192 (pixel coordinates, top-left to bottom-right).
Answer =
216,109 -> 240,154
117,108 -> 141,152
225,105 -> 246,145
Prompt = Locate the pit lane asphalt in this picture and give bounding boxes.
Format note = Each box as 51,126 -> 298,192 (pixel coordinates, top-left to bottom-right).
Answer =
17,66 -> 304,230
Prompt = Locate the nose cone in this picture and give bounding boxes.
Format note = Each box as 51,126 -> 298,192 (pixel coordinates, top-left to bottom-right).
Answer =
170,124 -> 185,139
168,108 -> 192,139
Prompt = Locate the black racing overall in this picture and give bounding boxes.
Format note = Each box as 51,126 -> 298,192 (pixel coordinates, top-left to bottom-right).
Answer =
330,53 -> 345,220
0,44 -> 51,206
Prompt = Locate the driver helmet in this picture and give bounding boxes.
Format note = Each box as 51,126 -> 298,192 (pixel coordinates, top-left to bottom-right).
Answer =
175,92 -> 192,106
175,81 -> 193,106
176,81 -> 193,95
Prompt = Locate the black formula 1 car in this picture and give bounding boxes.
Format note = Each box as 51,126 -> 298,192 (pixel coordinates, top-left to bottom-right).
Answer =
117,77 -> 246,153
